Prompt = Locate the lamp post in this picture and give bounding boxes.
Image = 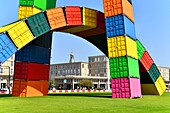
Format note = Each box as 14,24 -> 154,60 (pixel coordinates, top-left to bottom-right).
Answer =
0,64 -> 10,94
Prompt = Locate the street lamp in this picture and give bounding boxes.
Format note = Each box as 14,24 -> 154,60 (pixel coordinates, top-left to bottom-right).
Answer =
0,64 -> 10,94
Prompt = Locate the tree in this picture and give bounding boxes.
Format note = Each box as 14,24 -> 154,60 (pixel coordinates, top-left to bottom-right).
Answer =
78,80 -> 93,90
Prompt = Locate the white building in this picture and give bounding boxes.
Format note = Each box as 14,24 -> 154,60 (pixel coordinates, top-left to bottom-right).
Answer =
50,53 -> 110,90
157,66 -> 170,89
0,55 -> 15,90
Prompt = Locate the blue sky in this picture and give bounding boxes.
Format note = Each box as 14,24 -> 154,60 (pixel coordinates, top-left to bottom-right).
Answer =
0,0 -> 170,67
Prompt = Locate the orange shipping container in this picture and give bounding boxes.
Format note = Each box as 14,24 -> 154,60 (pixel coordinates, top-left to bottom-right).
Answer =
103,0 -> 134,22
12,80 -> 27,97
12,80 -> 48,97
46,7 -> 67,30
27,81 -> 48,97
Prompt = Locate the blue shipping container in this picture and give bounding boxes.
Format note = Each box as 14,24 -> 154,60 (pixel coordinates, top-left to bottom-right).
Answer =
0,33 -> 17,63
15,45 -> 51,64
105,14 -> 136,40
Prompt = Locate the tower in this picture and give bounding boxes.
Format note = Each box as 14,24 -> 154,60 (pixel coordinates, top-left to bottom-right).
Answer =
69,52 -> 75,63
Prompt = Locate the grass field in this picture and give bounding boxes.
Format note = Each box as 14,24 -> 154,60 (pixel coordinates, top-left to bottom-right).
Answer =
0,92 -> 170,113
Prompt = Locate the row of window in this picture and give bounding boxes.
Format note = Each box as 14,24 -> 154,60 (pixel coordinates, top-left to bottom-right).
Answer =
89,69 -> 107,73
55,64 -> 81,70
0,68 -> 14,75
88,64 -> 107,68
56,79 -> 73,83
89,73 -> 107,77
89,57 -> 107,62
56,79 -> 107,83
56,69 -> 81,75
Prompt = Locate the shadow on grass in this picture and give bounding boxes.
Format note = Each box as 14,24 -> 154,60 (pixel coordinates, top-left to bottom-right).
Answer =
48,92 -> 112,98
0,94 -> 12,98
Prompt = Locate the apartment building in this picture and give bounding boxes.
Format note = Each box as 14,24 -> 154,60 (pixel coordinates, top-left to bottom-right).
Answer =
0,55 -> 15,90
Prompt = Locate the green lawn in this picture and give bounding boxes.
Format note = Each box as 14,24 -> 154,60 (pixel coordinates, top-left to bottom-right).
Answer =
0,92 -> 170,113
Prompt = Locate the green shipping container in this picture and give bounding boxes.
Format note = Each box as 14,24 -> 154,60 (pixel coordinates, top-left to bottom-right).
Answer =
19,0 -> 34,6
148,63 -> 160,83
27,12 -> 51,37
109,56 -> 140,79
19,0 -> 56,10
136,39 -> 146,60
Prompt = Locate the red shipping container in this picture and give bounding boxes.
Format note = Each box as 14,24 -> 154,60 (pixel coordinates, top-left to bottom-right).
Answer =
14,62 -> 50,81
111,78 -> 141,98
97,11 -> 106,30
65,6 -> 82,26
140,51 -> 154,71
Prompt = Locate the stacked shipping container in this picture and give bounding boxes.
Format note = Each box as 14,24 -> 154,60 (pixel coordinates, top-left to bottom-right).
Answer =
103,0 -> 141,98
136,40 -> 166,95
0,5 -> 107,97
12,0 -> 56,97
0,0 -> 166,97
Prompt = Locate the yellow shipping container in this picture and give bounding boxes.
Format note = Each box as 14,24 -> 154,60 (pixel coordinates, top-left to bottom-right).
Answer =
83,7 -> 97,27
18,6 -> 41,20
62,7 -> 97,33
0,21 -> 20,33
107,36 -> 138,59
141,84 -> 159,95
155,76 -> 166,96
141,76 -> 166,96
8,21 -> 34,49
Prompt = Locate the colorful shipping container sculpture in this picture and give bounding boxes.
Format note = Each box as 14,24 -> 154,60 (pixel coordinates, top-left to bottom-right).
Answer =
0,0 -> 166,98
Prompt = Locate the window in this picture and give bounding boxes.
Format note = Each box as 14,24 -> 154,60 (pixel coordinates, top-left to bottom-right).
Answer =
89,70 -> 91,74
78,69 -> 80,74
104,64 -> 106,68
98,57 -> 100,62
98,64 -> 100,68
88,64 -> 91,68
103,57 -> 106,61
104,69 -> 106,73
58,70 -> 60,75
74,69 -> 76,74
0,68 -> 3,74
82,64 -> 84,68
11,69 -> 13,75
11,61 -> 14,67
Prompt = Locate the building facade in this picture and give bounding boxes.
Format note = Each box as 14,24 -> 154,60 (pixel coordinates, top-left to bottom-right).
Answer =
50,54 -> 110,90
157,66 -> 170,89
0,55 -> 15,90
50,62 -> 89,90
88,55 -> 110,89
